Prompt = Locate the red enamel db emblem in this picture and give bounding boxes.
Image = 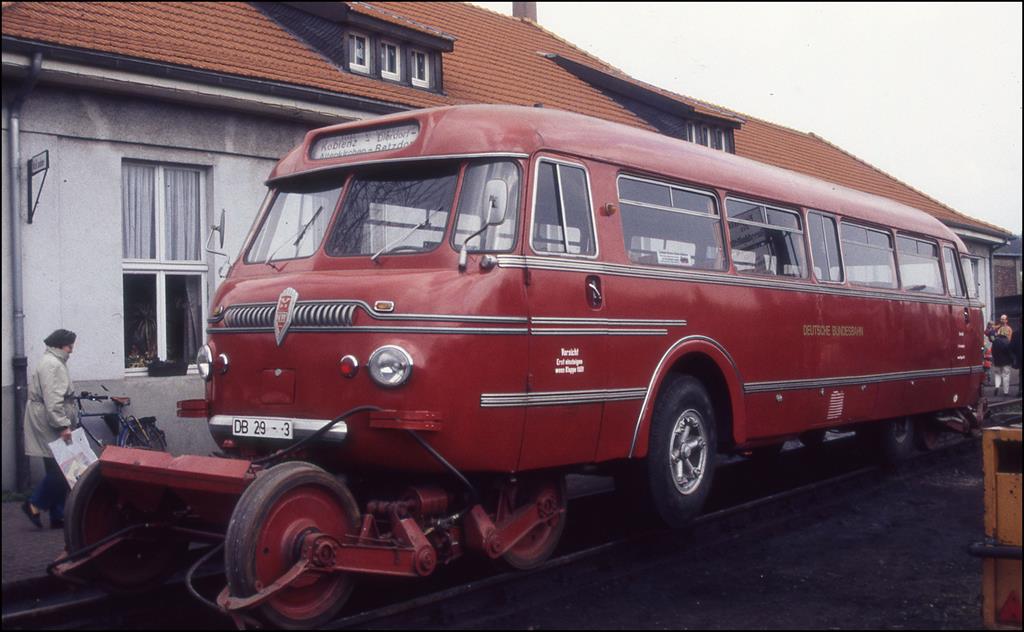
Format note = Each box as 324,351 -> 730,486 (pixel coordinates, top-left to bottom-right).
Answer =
274,288 -> 299,347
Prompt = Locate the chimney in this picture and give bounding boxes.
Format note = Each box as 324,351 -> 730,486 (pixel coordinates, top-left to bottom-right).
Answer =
512,2 -> 537,22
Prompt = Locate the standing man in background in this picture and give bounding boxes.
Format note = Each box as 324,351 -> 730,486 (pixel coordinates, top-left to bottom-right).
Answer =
991,315 -> 1014,397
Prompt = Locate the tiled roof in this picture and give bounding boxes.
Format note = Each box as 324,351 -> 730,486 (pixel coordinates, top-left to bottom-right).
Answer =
346,1 -> 456,42
1,1 -> 1008,236
1,1 -> 452,110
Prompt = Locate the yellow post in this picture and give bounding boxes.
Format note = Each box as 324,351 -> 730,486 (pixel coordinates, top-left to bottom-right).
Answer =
979,425 -> 1022,630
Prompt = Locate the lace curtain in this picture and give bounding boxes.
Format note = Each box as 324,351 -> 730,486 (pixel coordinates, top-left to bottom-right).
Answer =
164,168 -> 201,260
122,164 -> 156,259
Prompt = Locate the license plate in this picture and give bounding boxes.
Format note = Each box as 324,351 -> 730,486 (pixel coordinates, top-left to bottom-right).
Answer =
232,417 -> 293,439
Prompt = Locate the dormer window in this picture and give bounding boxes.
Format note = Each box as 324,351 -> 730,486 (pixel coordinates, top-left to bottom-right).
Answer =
410,49 -> 431,88
380,40 -> 401,81
254,4 -> 453,92
348,32 -> 369,74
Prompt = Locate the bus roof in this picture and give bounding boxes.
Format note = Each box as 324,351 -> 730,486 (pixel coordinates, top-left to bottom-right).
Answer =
271,105 -> 963,248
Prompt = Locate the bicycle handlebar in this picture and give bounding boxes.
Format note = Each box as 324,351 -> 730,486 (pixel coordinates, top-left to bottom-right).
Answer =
76,392 -> 109,401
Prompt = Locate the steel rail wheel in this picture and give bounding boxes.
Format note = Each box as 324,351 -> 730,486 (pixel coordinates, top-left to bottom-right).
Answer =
64,462 -> 186,592
224,461 -> 360,629
800,429 -> 827,448
647,374 -> 717,528
880,416 -> 917,462
498,475 -> 568,570
914,418 -> 941,451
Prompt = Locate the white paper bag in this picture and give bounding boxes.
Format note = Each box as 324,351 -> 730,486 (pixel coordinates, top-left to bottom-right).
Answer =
48,427 -> 98,488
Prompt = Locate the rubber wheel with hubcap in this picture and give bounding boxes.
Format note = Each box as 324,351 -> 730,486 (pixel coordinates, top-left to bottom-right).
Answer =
224,461 -> 361,629
646,374 -> 718,528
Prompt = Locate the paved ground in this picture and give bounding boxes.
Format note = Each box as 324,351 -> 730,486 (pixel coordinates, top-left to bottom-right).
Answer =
482,442 -> 998,630
1,501 -> 65,588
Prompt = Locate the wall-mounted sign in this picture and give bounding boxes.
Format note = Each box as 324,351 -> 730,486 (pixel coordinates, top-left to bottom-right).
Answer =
309,123 -> 419,160
28,150 -> 50,224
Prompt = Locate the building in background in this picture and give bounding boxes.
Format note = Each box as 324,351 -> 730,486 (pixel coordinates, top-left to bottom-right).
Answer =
2,2 -> 1012,490
993,236 -> 1022,337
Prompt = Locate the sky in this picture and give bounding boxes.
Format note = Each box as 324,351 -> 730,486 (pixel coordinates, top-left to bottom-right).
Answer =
472,2 -> 1023,236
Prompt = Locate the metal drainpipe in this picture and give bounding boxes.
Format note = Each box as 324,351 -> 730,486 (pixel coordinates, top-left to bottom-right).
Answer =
8,52 -> 43,492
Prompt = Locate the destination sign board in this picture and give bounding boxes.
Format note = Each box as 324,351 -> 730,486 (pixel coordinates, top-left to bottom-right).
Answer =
310,124 -> 419,160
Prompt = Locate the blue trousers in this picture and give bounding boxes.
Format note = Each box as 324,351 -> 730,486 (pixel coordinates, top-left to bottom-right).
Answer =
29,457 -> 68,523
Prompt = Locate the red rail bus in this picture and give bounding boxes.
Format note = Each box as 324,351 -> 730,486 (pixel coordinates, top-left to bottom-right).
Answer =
60,105 -> 985,627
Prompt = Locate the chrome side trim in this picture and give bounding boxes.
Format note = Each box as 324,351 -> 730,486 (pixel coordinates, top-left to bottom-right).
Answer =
531,317 -> 687,327
497,255 -> 979,307
220,299 -> 529,331
209,415 -> 348,440
744,366 -> 981,393
480,387 -> 647,408
530,328 -> 668,336
209,326 -> 529,336
628,335 -> 742,458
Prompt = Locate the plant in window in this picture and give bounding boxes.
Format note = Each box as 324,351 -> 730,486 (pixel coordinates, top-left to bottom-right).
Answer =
127,303 -> 158,366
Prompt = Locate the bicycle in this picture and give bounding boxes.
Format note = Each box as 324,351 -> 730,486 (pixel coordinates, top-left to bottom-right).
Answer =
74,391 -> 167,451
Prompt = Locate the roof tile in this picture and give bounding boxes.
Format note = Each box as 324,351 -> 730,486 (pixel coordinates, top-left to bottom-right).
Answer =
1,1 -> 1007,235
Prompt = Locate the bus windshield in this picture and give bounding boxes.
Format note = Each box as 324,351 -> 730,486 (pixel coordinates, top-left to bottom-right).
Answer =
245,182 -> 343,265
324,164 -> 459,257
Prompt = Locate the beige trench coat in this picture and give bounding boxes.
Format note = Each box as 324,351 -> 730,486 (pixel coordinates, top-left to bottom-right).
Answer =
24,347 -> 77,458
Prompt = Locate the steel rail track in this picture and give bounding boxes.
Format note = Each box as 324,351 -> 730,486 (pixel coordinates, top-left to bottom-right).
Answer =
1,426 -> 1007,630
325,435 -> 987,629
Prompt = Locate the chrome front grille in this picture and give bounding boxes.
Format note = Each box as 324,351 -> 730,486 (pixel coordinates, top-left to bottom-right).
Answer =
292,303 -> 358,327
224,305 -> 275,328
222,302 -> 358,329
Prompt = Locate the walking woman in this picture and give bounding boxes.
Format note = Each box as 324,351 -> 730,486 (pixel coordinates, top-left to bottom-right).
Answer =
21,329 -> 78,529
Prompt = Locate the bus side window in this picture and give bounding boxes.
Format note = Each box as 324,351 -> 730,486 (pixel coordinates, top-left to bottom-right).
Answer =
960,256 -> 980,299
617,176 -> 725,270
807,211 -> 843,282
896,236 -> 944,294
531,160 -> 596,256
726,199 -> 806,278
942,245 -> 965,297
841,223 -> 897,289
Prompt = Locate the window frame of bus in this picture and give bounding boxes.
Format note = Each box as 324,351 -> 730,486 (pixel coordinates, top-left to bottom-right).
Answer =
724,196 -> 808,279
243,182 -> 346,265
449,160 -> 522,254
528,156 -> 599,259
615,173 -> 726,271
895,233 -> 946,295
806,209 -> 845,284
940,244 -> 966,298
839,221 -> 899,290
960,255 -> 981,299
322,162 -> 460,258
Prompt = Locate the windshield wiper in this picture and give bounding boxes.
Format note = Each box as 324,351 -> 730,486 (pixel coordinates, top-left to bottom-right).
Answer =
264,205 -> 323,270
371,209 -> 441,263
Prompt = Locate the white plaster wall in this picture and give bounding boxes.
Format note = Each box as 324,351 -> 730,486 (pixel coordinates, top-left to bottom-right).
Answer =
2,84 -> 330,490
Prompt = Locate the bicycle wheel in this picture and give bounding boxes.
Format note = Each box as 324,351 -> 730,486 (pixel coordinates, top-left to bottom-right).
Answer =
118,419 -> 166,451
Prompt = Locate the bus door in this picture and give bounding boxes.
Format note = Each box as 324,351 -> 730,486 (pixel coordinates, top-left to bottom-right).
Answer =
519,157 -> 607,470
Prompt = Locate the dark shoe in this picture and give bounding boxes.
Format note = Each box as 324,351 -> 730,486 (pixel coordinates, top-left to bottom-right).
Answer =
21,501 -> 43,528
50,519 -> 65,530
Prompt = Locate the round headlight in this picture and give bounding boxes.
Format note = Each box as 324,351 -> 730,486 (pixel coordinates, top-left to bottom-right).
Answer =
196,345 -> 213,381
368,345 -> 414,388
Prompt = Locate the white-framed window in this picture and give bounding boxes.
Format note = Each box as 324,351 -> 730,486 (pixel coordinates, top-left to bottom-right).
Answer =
380,40 -> 401,81
121,162 -> 206,373
348,32 -> 370,74
410,49 -> 431,88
